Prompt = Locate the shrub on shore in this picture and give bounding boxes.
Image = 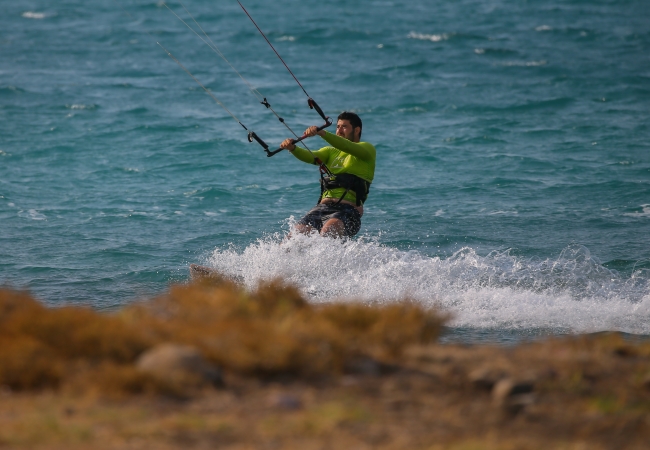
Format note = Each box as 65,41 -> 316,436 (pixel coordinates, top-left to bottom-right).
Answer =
0,277 -> 446,395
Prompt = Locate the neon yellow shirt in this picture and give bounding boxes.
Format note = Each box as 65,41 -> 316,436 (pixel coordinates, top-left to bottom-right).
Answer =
290,131 -> 376,204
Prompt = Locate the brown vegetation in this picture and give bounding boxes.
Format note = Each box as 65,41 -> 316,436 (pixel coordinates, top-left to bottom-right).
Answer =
0,278 -> 444,396
0,277 -> 649,449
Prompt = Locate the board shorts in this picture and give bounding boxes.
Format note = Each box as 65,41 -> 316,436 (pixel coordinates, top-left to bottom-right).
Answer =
297,203 -> 362,237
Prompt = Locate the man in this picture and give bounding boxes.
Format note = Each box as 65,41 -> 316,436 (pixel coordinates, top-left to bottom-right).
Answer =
280,111 -> 376,238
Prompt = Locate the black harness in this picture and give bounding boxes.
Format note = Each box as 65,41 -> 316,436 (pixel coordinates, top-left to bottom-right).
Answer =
319,172 -> 371,206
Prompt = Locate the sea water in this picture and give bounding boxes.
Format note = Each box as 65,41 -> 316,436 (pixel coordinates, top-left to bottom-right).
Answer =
1,0 -> 649,343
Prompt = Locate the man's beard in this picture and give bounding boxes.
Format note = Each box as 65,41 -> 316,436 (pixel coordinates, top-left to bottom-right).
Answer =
339,130 -> 354,141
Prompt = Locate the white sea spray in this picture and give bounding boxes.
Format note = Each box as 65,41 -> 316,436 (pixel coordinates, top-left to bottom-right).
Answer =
208,238 -> 650,335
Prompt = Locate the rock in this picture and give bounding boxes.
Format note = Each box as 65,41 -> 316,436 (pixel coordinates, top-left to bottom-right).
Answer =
344,356 -> 399,376
469,368 -> 506,391
492,379 -> 534,400
345,357 -> 382,376
504,393 -> 536,416
136,344 -> 223,388
268,393 -> 303,411
492,378 -> 536,415
613,346 -> 636,357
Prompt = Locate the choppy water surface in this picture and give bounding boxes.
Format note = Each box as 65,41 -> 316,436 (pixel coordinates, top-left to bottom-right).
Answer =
1,0 -> 649,342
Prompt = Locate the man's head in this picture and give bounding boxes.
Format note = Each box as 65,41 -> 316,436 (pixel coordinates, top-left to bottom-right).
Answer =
336,111 -> 362,142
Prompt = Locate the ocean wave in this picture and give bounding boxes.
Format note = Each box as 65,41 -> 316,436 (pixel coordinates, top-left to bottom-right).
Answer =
407,32 -> 452,42
477,97 -> 573,112
499,60 -> 548,67
22,11 -> 47,19
205,237 -> 650,335
624,204 -> 650,218
18,209 -> 47,221
65,104 -> 98,110
473,47 -> 519,56
397,106 -> 427,113
0,86 -> 26,95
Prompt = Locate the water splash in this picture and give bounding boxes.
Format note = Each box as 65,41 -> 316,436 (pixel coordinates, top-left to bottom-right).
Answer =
206,237 -> 650,335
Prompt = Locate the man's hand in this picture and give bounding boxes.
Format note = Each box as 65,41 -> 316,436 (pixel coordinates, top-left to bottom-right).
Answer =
304,126 -> 325,138
280,138 -> 296,152
281,126 -> 325,153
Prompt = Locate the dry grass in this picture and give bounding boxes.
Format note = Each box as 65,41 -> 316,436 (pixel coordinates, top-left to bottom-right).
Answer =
1,278 -> 649,449
0,277 -> 445,394
124,278 -> 445,377
0,289 -> 151,392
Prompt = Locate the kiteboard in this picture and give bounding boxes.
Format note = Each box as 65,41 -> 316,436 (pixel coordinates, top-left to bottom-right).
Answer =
189,264 -> 220,279
189,264 -> 245,284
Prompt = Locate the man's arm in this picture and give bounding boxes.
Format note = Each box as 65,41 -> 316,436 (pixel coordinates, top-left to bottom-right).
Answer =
288,145 -> 331,165
279,128 -> 331,165
319,131 -> 374,161
280,126 -> 374,163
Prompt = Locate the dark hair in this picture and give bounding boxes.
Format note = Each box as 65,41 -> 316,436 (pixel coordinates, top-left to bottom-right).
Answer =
337,111 -> 362,138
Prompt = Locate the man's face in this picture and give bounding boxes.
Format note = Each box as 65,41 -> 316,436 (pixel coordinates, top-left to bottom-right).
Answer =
336,119 -> 360,142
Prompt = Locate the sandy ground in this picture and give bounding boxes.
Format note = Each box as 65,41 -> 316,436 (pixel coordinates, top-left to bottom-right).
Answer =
2,334 -> 650,450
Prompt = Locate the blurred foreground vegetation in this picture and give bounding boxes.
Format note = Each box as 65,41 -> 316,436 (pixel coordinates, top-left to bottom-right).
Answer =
0,276 -> 649,449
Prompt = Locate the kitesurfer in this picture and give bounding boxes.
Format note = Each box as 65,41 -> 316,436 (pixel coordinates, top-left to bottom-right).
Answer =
280,112 -> 376,238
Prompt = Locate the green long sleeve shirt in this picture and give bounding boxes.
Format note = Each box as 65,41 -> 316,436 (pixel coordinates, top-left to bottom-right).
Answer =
290,131 -> 376,205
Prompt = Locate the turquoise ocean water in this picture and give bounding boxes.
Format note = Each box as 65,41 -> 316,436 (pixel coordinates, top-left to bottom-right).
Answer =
2,0 -> 649,343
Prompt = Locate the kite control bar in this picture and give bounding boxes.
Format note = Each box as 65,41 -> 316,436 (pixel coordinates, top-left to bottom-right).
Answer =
263,117 -> 333,157
255,97 -> 332,156
247,97 -> 333,157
